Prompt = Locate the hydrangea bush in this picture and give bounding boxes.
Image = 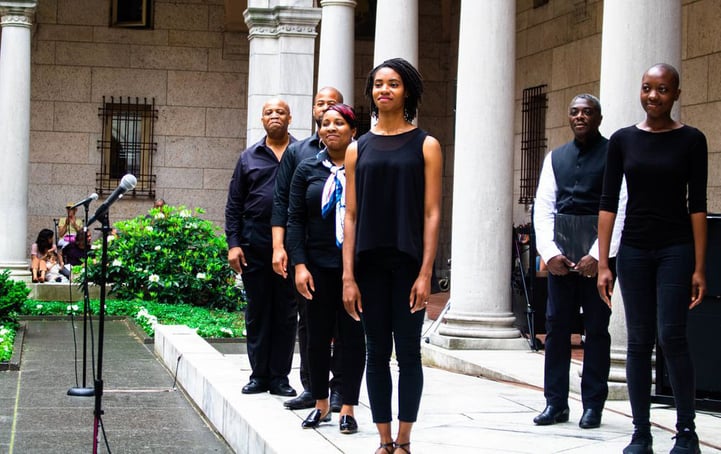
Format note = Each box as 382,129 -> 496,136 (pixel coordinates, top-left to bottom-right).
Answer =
82,205 -> 245,311
0,269 -> 28,362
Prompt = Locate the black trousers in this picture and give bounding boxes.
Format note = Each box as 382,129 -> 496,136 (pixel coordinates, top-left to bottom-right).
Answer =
618,243 -> 696,432
304,264 -> 365,404
294,267 -> 343,394
357,249 -> 425,423
544,262 -> 613,410
241,252 -> 297,386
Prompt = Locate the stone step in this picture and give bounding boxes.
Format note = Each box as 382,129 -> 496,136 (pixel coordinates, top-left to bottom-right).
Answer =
27,282 -> 110,301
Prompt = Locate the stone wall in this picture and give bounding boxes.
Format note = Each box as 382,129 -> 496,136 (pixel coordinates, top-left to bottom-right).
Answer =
28,0 -> 248,247
513,0 -> 721,223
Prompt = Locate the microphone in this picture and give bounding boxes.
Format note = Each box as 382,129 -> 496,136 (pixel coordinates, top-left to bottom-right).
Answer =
88,174 -> 137,226
69,193 -> 99,209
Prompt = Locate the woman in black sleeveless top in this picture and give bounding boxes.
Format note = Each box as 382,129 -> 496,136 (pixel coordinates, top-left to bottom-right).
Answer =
342,58 -> 442,454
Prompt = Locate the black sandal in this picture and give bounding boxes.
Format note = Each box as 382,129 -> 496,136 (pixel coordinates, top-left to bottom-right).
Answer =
376,441 -> 394,454
395,442 -> 411,454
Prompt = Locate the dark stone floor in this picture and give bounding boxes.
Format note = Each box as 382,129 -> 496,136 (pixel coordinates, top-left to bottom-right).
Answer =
0,319 -> 233,453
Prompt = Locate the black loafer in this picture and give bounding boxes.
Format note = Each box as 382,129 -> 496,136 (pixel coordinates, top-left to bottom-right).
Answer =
270,382 -> 297,397
284,390 -> 315,410
339,414 -> 358,434
579,408 -> 602,429
330,390 -> 343,412
533,405 -> 569,425
301,408 -> 331,429
241,379 -> 269,394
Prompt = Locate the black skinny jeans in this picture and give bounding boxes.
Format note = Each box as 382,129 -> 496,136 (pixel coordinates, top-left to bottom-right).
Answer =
357,249 -> 425,423
304,264 -> 365,404
617,242 -> 697,432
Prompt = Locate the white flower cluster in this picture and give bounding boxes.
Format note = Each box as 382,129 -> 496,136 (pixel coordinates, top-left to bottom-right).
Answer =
136,307 -> 159,328
0,325 -> 9,344
154,212 -> 165,220
112,259 -> 122,267
66,304 -> 80,313
196,272 -> 206,280
179,209 -> 191,218
148,274 -> 160,283
220,327 -> 234,336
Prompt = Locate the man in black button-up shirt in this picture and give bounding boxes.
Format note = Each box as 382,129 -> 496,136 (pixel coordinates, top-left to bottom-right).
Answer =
225,98 -> 298,397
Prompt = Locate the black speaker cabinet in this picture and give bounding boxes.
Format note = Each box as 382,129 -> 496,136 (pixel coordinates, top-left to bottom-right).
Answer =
653,214 -> 721,411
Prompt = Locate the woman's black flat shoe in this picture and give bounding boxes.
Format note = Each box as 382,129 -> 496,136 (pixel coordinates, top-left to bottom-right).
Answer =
339,414 -> 358,434
301,408 -> 331,429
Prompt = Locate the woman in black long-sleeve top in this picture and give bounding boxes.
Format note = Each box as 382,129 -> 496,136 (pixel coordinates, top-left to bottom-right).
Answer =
597,63 -> 707,454
287,104 -> 365,434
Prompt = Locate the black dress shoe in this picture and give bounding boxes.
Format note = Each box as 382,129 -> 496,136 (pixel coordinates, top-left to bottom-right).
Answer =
270,382 -> 297,397
533,405 -> 570,425
330,390 -> 343,412
242,379 -> 269,394
339,414 -> 358,434
284,390 -> 315,410
579,408 -> 602,429
301,408 -> 331,429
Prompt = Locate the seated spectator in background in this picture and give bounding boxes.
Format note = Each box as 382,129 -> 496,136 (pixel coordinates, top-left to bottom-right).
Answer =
30,228 -> 58,283
58,203 -> 83,248
44,249 -> 68,283
63,230 -> 90,268
154,198 -> 165,209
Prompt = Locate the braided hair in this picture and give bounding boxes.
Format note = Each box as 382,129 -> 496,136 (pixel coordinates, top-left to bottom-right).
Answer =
364,57 -> 424,122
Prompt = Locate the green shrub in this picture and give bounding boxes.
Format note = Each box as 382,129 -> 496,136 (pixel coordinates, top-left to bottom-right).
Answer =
0,269 -> 30,321
82,205 -> 245,311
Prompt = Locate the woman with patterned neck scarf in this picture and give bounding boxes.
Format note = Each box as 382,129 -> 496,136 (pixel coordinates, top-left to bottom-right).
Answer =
286,104 -> 366,434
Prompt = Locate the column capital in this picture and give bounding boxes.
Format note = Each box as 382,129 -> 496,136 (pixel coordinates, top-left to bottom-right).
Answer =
320,0 -> 357,7
0,0 -> 36,27
244,6 -> 321,39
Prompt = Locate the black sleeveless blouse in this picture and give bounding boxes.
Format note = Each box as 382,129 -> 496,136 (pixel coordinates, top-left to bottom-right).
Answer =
354,128 -> 427,263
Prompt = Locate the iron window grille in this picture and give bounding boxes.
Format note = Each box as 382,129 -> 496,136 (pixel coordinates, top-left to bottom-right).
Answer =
97,96 -> 157,198
519,85 -> 548,205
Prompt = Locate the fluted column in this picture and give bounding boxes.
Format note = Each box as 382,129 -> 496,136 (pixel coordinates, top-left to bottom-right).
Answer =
244,2 -> 321,144
317,0 -> 355,106
0,1 -> 36,281
430,0 -> 526,350
372,0 -> 417,66
597,0 -> 681,392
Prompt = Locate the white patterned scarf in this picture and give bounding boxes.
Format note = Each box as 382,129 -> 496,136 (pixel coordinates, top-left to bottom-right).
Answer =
320,155 -> 346,248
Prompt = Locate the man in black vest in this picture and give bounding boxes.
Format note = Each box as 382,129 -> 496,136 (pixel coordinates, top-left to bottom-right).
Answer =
533,94 -> 622,429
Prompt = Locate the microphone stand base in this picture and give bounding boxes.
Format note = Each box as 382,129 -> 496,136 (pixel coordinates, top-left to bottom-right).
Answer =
67,386 -> 95,397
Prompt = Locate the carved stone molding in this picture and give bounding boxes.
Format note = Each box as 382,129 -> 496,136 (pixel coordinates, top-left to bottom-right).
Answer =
320,0 -> 357,7
1,13 -> 31,27
244,6 -> 321,39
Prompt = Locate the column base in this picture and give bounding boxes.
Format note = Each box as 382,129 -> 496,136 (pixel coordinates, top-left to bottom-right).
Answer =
0,260 -> 31,282
429,332 -> 529,350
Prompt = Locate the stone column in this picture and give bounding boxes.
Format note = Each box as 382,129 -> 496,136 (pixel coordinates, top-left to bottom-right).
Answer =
430,0 -> 526,350
317,0 -> 356,106
244,2 -> 321,144
372,0 -> 417,66
0,1 -> 36,281
597,0 -> 681,392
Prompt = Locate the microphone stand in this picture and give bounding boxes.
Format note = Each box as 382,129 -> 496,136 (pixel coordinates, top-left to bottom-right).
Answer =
92,211 -> 111,454
68,201 -> 95,397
